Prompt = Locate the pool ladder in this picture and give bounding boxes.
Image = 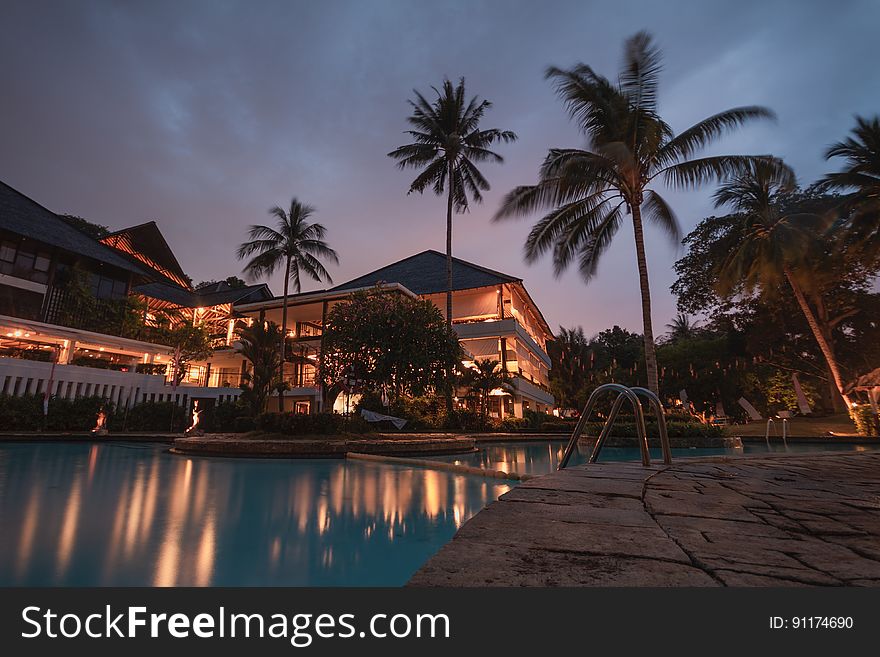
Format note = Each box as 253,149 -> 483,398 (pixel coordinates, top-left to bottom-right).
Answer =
558,383 -> 672,470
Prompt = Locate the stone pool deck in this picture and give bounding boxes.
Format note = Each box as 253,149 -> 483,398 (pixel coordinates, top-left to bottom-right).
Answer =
410,451 -> 880,586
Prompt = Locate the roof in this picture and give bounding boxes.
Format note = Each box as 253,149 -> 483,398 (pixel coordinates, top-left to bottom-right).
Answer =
134,280 -> 273,309
0,180 -> 147,276
330,250 -> 521,295
100,221 -> 190,288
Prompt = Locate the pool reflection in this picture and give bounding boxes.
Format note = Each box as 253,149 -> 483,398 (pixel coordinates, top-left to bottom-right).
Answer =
0,443 -> 509,586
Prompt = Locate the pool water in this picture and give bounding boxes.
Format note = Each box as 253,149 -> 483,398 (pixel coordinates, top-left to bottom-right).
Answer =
433,440 -> 880,475
2,439 -> 876,587
0,442 -> 509,586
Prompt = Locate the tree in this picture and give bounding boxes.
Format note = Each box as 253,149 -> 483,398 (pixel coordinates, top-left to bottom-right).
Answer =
664,313 -> 699,342
547,326 -> 592,411
494,31 -> 784,395
195,275 -> 248,290
320,289 -> 461,405
460,359 -> 509,418
820,115 -> 880,263
164,323 -> 213,387
237,198 -> 338,412
58,214 -> 110,239
234,320 -> 284,416
710,161 -> 854,409
388,78 -> 516,413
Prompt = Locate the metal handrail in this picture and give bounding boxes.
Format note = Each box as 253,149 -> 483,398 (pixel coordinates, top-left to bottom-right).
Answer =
558,383 -> 650,469
765,417 -> 789,450
629,387 -> 672,465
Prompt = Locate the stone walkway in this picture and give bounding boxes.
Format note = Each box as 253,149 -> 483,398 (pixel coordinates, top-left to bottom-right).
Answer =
409,452 -> 880,586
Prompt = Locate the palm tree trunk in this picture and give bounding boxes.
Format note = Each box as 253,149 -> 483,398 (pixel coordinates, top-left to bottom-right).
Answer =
784,268 -> 853,409
279,256 -> 291,413
444,160 -> 455,414
631,204 -> 660,394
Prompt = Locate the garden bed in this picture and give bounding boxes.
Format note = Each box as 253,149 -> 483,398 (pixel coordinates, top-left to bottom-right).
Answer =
171,432 -> 477,458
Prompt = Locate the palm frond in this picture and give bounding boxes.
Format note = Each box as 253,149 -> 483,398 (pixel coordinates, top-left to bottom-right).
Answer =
642,190 -> 681,243
655,107 -> 776,167
619,31 -> 662,114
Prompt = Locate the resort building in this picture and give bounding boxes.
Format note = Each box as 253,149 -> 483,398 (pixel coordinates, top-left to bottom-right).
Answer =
0,180 -> 271,412
231,251 -> 555,417
0,179 -> 554,419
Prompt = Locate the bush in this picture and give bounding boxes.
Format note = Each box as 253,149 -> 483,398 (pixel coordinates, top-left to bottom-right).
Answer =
850,405 -> 879,437
500,416 -> 530,431
210,399 -> 250,432
0,393 -> 44,430
124,401 -> 186,431
254,411 -> 369,436
0,394 -> 115,431
233,416 -> 256,433
46,395 -> 112,431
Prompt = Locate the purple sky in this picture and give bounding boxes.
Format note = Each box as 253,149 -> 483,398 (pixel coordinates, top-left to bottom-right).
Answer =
2,0 -> 878,338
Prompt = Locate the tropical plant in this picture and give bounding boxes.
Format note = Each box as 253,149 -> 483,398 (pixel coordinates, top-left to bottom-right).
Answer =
494,31 -> 784,395
388,78 -> 517,329
460,358 -> 509,418
320,288 -> 462,405
710,160 -> 853,408
820,115 -> 880,262
237,198 -> 338,411
665,313 -> 699,342
164,323 -> 213,387
234,319 -> 284,416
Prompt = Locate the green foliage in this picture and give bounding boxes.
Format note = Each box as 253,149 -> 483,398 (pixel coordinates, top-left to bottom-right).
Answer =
849,405 -> 879,437
58,214 -> 110,239
321,289 -> 462,402
124,401 -> 186,432
0,393 -> 43,429
254,412 -> 370,435
165,323 -> 213,386
234,320 -> 283,416
548,324 -> 644,412
764,370 -> 818,414
388,77 -> 517,213
209,399 -> 252,432
356,392 -> 445,431
0,394 -> 113,431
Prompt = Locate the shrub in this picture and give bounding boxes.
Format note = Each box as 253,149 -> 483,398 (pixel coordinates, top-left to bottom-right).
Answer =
45,395 -> 112,431
850,405 -> 879,437
233,416 -> 256,433
254,411 -> 368,436
210,399 -> 250,432
0,393 -> 44,430
124,401 -> 186,431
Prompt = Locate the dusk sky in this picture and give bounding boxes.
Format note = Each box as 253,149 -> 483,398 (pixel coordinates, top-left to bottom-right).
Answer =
2,0 -> 878,337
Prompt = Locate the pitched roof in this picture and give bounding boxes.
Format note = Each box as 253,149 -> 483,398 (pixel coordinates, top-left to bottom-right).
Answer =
0,180 -> 147,275
100,221 -> 190,288
134,280 -> 273,309
330,250 -> 521,295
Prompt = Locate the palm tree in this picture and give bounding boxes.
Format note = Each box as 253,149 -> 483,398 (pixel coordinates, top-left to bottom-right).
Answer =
388,78 -> 517,329
820,115 -> 880,262
494,31 -> 784,395
461,358 -> 509,419
234,319 -> 284,416
711,160 -> 853,409
665,313 -> 698,342
237,198 -> 338,412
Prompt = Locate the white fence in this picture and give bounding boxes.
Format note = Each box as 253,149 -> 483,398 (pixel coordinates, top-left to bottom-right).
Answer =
0,357 -> 242,409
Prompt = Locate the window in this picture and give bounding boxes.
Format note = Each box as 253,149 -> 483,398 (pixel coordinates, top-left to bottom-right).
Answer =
34,253 -> 51,272
0,241 -> 15,263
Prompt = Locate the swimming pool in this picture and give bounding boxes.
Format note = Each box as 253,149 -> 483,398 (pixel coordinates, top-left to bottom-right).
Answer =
433,439 -> 880,475
0,442 -> 510,586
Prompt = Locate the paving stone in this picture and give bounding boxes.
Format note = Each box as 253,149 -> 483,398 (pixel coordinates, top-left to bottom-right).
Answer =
410,452 -> 880,587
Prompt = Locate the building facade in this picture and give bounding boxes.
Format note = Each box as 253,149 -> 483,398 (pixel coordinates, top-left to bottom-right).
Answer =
0,180 -> 554,421
229,251 -> 555,417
